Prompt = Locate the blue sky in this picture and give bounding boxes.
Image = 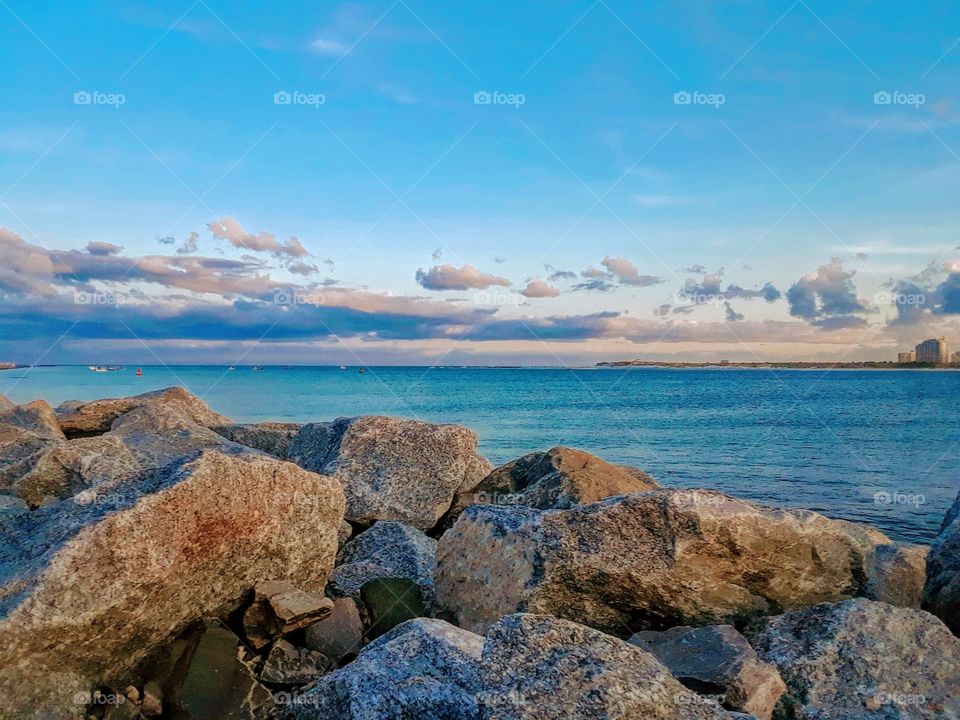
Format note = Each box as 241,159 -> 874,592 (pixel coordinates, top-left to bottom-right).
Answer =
2,0 -> 960,364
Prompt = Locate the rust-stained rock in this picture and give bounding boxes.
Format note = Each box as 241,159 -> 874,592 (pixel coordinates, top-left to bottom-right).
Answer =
0,450 -> 345,719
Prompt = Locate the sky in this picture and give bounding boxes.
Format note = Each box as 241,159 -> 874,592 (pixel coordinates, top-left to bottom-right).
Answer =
2,0 -> 960,365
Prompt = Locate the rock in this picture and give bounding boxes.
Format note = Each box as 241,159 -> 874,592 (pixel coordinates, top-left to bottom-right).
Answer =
0,399 -> 66,489
445,446 -> 657,527
338,520 -> 353,547
436,490 -> 912,635
287,415 -> 492,530
480,613 -> 727,719
361,577 -> 428,639
279,618 -> 483,720
0,494 -> 28,512
923,492 -> 960,635
0,394 -> 13,412
242,580 -> 334,650
329,521 -> 437,608
169,621 -> 273,719
942,491 -> 960,532
0,449 -> 345,718
54,386 -> 230,437
304,598 -> 365,662
749,598 -> 960,719
213,421 -> 303,458
261,639 -> 330,686
141,680 -> 163,716
629,624 -> 786,720
865,542 -> 928,608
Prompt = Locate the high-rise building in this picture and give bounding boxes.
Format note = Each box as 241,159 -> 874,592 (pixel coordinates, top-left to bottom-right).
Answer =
915,337 -> 950,364
952,351 -> 960,365
898,351 -> 915,363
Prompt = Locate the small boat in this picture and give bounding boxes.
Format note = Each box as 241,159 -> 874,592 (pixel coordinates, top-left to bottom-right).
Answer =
135,368 -> 143,377
358,367 -> 366,374
88,365 -> 124,372
340,366 -> 347,370
251,365 -> 264,371
228,366 -> 235,371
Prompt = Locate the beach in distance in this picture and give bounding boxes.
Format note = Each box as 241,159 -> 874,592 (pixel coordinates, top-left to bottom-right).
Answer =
3,363 -> 956,544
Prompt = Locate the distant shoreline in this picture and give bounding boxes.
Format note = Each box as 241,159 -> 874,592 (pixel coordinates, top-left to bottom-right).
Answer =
596,360 -> 960,370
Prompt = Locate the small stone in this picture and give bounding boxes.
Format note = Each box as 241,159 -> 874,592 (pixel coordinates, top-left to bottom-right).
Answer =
141,680 -> 163,717
243,580 -> 334,649
270,588 -> 335,632
303,597 -> 365,662
260,639 -> 330,686
123,685 -> 139,703
361,577 -> 427,640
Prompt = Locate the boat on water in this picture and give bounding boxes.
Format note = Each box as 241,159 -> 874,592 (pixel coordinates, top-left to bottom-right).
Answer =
88,365 -> 125,372
251,365 -> 264,371
135,368 -> 143,376
358,367 -> 366,374
340,365 -> 347,370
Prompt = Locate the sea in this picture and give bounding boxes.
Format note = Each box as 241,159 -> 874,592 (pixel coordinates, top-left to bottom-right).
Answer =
2,364 -> 957,544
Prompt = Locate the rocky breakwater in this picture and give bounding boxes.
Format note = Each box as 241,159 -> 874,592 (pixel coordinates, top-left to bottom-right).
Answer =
0,387 -> 957,719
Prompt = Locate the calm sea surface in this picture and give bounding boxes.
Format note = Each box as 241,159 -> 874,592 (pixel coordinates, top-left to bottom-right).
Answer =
3,365 -> 957,544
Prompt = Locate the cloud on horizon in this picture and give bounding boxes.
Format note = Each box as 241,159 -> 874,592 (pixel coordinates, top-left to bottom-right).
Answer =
415,263 -> 512,291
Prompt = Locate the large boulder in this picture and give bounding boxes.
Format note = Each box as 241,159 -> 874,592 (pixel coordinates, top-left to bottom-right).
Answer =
923,491 -> 960,635
54,386 -> 230,437
442,446 -> 657,529
749,598 -> 960,719
866,542 -> 928,608
280,618 -> 483,720
629,624 -> 785,720
0,449 -> 345,719
480,613 -> 727,719
303,597 -> 365,663
436,490 -> 915,635
329,521 -> 437,608
287,415 -> 492,530
0,399 -> 66,489
11,402 -> 246,506
212,422 -> 303,458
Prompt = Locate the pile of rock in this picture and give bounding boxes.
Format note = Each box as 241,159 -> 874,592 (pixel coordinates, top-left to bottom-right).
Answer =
0,387 -> 956,719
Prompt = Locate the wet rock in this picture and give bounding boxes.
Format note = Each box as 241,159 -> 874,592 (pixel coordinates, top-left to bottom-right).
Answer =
279,618 -> 483,720
303,598 -> 365,663
287,415 -> 492,530
749,598 -> 960,719
0,450 -> 345,718
445,446 -> 656,528
0,399 -> 66,488
361,577 -> 428,639
243,580 -> 335,649
923,491 -> 960,635
213,422 -> 302,458
260,639 -> 330,686
437,490 -> 911,635
865,542 -> 928,608
171,621 -> 273,719
330,521 -> 437,608
480,613 -> 727,719
629,624 -> 785,720
55,386 -> 230,437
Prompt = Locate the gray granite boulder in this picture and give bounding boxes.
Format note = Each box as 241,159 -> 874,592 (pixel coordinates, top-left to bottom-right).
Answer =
749,598 -> 960,719
437,490 -> 914,635
280,618 -> 483,720
212,421 -> 303,458
304,597 -> 365,662
445,446 -> 657,528
287,415 -> 492,530
54,386 -> 230,437
0,449 -> 345,719
866,542 -> 928,608
0,399 -> 66,489
480,613 -> 727,719
329,521 -> 437,608
629,624 -> 785,720
923,491 -> 960,635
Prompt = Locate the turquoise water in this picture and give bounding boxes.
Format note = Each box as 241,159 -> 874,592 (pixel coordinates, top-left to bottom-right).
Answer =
3,365 -> 957,544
